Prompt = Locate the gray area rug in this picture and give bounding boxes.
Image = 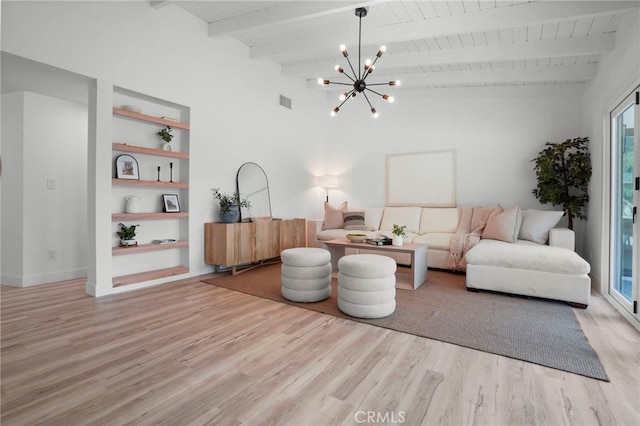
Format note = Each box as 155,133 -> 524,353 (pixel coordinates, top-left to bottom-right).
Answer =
204,264 -> 608,381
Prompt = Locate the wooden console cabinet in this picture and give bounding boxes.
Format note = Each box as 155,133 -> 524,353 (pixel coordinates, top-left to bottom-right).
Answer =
204,219 -> 306,274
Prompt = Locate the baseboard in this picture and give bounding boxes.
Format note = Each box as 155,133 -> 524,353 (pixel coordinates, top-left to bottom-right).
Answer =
2,268 -> 88,287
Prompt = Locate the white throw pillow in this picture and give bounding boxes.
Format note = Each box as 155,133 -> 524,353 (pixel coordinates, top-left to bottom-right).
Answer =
322,201 -> 348,230
482,205 -> 522,243
519,209 -> 564,244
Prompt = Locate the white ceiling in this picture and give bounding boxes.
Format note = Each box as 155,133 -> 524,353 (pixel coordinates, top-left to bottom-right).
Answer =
156,0 -> 639,94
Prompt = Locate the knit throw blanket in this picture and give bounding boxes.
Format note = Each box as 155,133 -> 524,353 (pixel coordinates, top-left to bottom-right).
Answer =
447,206 -> 498,271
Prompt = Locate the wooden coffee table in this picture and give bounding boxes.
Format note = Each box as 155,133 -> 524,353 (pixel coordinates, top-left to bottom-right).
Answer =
323,238 -> 428,290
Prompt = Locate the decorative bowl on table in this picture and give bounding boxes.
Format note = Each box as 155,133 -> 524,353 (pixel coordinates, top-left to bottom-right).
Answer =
346,233 -> 367,243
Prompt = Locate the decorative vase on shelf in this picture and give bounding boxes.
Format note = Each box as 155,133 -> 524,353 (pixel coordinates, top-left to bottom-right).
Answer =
162,142 -> 172,152
219,206 -> 240,223
120,239 -> 137,247
392,235 -> 404,246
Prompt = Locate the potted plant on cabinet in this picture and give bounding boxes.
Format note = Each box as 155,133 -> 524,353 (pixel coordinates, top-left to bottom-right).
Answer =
212,188 -> 251,223
117,223 -> 140,247
532,137 -> 591,230
391,224 -> 406,246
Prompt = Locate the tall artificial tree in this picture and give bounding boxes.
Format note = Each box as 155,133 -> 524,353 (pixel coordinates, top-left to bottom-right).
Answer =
532,137 -> 592,230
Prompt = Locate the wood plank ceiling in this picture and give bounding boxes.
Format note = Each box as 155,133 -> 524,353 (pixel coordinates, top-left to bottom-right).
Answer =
158,1 -> 638,91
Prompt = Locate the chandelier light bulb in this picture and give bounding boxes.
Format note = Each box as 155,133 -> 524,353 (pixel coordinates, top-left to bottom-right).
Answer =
335,65 -> 344,73
377,45 -> 386,57
365,59 -> 372,66
318,79 -> 330,85
340,45 -> 348,57
371,108 -> 378,118
383,94 -> 394,103
389,80 -> 401,86
339,92 -> 348,101
367,65 -> 375,74
331,107 -> 340,116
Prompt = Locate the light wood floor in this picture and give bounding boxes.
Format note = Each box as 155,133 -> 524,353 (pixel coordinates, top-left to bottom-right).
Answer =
1,273 -> 639,426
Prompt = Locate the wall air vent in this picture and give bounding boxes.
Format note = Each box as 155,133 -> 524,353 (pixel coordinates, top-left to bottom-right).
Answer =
279,95 -> 292,110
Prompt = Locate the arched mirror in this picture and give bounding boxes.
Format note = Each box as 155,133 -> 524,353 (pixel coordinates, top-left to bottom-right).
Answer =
236,162 -> 272,222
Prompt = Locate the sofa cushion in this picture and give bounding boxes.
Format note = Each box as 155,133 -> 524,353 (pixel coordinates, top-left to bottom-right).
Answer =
363,208 -> 384,231
419,208 -> 460,234
322,201 -> 347,230
482,205 -> 522,243
343,210 -> 367,230
519,209 -> 564,244
413,232 -> 453,251
466,239 -> 590,275
379,207 -> 422,233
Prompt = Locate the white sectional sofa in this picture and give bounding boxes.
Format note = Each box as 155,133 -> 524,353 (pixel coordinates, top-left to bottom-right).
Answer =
307,203 -> 591,307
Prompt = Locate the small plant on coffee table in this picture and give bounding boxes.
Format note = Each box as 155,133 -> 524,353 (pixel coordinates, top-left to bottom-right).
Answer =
392,224 -> 406,237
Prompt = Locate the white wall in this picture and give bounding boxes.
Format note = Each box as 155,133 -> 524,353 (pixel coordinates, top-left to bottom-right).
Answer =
1,91 -> 88,286
324,88 -> 584,222
1,1 -> 328,285
583,9 -> 640,284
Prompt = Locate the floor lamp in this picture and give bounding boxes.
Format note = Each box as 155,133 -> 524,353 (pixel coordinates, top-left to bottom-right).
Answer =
317,176 -> 338,202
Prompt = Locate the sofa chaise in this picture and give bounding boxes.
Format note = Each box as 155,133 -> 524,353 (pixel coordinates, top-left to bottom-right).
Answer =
307,203 -> 591,307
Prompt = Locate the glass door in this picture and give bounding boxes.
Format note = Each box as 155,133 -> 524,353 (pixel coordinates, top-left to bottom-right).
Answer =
610,89 -> 639,317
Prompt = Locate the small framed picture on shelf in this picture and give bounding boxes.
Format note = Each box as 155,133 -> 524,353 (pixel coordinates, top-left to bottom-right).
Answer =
162,194 -> 180,213
115,154 -> 139,180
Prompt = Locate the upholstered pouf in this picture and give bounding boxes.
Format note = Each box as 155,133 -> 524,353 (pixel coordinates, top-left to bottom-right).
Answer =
337,254 -> 397,319
281,248 -> 332,302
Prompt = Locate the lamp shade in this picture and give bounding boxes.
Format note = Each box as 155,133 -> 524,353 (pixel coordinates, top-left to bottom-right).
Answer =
317,175 -> 338,188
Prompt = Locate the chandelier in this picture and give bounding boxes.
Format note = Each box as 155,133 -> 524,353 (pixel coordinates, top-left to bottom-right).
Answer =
318,7 -> 400,118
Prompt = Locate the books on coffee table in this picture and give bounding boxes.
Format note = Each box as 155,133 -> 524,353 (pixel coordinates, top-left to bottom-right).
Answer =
365,237 -> 392,246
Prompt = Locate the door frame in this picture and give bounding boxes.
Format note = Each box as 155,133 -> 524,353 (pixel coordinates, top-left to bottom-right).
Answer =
605,83 -> 640,322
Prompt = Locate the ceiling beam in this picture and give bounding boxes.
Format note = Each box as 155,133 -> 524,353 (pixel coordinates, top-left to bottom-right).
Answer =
207,1 -> 385,38
283,33 -> 614,77
252,1 -> 638,59
306,63 -> 598,89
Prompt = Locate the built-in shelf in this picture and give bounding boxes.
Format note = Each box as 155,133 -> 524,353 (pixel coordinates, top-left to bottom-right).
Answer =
112,240 -> 189,256
113,266 -> 189,287
112,178 -> 189,188
112,212 -> 189,221
110,89 -> 190,290
113,107 -> 190,130
112,142 -> 189,160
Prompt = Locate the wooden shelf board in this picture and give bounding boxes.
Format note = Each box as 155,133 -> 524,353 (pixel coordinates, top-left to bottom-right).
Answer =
113,107 -> 190,130
112,212 -> 189,221
112,240 -> 189,256
112,179 -> 188,189
113,266 -> 189,287
113,143 -> 189,159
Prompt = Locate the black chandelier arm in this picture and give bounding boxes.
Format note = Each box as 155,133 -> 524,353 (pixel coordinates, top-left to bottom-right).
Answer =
363,56 -> 382,81
364,87 -> 386,98
338,71 -> 356,83
343,55 -> 358,81
325,81 -> 355,87
335,91 -> 354,110
362,91 -> 375,109
365,82 -> 395,87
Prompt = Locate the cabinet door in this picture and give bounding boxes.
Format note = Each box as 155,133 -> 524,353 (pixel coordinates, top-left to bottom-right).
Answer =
255,221 -> 280,260
280,219 -> 306,250
233,223 -> 256,265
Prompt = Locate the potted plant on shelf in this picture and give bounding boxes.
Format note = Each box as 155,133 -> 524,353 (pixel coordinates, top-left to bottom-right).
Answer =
532,137 -> 591,230
212,188 -> 251,223
117,223 -> 140,247
157,126 -> 173,151
391,224 -> 406,246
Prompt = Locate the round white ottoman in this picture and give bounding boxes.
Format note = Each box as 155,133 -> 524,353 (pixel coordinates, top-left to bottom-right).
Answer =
281,248 -> 332,302
337,254 -> 397,318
